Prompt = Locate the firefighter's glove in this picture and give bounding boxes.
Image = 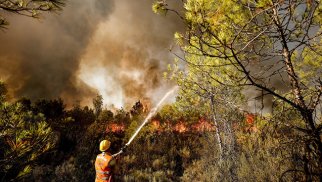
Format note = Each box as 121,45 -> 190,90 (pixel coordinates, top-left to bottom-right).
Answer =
121,145 -> 128,153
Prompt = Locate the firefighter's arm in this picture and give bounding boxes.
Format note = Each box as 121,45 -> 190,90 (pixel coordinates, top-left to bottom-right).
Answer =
111,145 -> 128,158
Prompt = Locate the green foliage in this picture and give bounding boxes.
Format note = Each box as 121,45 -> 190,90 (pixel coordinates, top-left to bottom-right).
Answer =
1,87 -> 315,181
0,0 -> 66,29
156,0 -> 322,179
114,132 -> 203,181
114,108 -> 130,124
124,114 -> 150,143
165,0 -> 322,111
294,41 -> 322,87
67,105 -> 95,126
33,98 -> 65,120
0,81 -> 7,103
152,1 -> 168,15
0,102 -> 55,181
236,132 -> 283,181
98,109 -> 114,122
158,104 -> 182,122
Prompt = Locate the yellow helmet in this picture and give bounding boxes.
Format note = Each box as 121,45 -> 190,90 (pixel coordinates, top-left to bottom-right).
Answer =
99,140 -> 111,152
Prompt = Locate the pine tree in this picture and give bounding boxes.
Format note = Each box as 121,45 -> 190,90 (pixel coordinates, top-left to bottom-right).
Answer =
154,0 -> 322,180
0,82 -> 55,181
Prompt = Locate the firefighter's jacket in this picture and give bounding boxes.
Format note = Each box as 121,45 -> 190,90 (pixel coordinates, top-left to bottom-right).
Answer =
95,152 -> 113,182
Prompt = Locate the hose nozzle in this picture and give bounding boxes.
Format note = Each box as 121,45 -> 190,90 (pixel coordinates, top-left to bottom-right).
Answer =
121,144 -> 128,152
112,144 -> 128,158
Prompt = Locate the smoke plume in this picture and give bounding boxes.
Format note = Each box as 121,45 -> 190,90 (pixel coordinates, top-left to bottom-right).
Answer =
0,0 -> 182,108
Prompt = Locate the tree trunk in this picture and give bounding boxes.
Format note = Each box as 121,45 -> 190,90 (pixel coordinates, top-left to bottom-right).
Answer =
301,110 -> 322,181
272,7 -> 322,180
210,95 -> 223,160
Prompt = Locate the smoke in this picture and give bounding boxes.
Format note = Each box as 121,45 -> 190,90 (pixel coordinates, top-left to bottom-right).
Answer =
78,0 -> 182,108
0,0 -> 183,108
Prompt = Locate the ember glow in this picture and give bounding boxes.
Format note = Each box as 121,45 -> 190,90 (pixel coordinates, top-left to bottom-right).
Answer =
245,113 -> 255,125
106,123 -> 125,133
105,118 -> 216,134
192,118 -> 215,132
174,122 -> 187,133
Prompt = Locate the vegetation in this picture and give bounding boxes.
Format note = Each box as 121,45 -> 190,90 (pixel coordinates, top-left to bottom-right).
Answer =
0,82 -> 55,181
0,0 -> 321,181
154,0 -> 322,180
0,78 -> 317,181
0,0 -> 65,29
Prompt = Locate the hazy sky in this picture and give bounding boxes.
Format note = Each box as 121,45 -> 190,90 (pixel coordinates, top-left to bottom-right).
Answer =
0,0 -> 183,108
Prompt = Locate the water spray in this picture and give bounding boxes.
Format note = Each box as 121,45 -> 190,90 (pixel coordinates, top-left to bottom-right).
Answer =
112,87 -> 177,157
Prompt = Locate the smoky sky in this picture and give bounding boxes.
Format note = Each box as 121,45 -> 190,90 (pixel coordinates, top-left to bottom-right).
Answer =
0,0 -> 183,108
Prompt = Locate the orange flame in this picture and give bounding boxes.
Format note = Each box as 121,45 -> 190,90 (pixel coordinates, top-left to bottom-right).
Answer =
192,118 -> 215,132
246,113 -> 255,125
106,123 -> 125,133
174,122 -> 187,133
150,120 -> 163,133
244,113 -> 258,133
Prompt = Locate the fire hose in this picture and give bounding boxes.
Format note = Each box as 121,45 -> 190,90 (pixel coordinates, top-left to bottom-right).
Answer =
111,87 -> 177,158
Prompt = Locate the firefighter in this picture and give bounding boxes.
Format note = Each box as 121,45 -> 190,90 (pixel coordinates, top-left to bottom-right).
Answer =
95,140 -> 127,182
95,140 -> 114,182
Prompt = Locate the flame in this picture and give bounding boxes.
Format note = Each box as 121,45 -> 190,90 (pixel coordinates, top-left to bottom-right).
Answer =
246,113 -> 255,125
244,113 -> 259,133
104,118 -> 219,134
150,120 -> 163,133
151,120 -> 160,129
192,118 -> 215,132
248,126 -> 258,133
174,122 -> 187,133
106,123 -> 125,133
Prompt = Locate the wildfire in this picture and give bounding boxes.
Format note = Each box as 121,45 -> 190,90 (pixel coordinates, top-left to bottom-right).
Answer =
106,123 -> 125,133
174,122 -> 187,133
192,118 -> 215,132
246,113 -> 255,125
244,113 -> 258,133
150,120 -> 162,132
104,113 -> 260,136
105,118 -> 215,134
